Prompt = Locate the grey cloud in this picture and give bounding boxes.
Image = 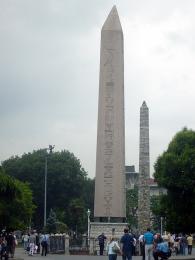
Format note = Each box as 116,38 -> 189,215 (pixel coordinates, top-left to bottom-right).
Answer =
1,0 -> 195,177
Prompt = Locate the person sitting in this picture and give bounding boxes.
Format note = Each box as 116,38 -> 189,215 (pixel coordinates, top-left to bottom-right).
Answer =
153,241 -> 171,260
153,234 -> 163,260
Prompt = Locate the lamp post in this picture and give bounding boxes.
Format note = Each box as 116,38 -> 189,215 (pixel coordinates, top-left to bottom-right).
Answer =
44,145 -> 55,227
87,209 -> 91,247
160,216 -> 163,236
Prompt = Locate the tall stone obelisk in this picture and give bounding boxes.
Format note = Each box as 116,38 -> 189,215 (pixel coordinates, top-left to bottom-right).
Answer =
138,101 -> 150,232
94,6 -> 126,222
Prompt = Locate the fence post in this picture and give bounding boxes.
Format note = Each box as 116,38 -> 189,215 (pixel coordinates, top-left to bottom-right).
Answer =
89,237 -> 94,255
65,234 -> 70,255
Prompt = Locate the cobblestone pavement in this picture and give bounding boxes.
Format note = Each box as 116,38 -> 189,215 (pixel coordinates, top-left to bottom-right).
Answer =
15,247 -> 195,260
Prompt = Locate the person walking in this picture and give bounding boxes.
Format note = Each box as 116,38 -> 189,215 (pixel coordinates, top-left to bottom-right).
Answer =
40,233 -> 49,256
22,233 -> 29,252
120,228 -> 134,260
187,234 -> 193,255
180,234 -> 187,255
6,231 -> 15,258
0,238 -> 9,260
29,231 -> 36,256
106,237 -> 121,260
98,232 -> 107,256
143,228 -> 154,260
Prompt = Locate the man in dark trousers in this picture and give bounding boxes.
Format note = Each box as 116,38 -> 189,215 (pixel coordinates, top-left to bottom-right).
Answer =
120,228 -> 134,260
6,231 -> 15,258
98,233 -> 107,255
40,233 -> 49,256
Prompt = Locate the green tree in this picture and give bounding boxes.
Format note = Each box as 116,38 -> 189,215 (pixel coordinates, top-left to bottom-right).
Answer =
150,195 -> 162,232
0,169 -> 35,230
2,149 -> 94,232
154,128 -> 195,233
126,186 -> 138,230
46,208 -> 57,233
45,208 -> 67,234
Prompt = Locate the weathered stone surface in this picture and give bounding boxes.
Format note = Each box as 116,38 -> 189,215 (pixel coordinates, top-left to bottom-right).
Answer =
94,6 -> 126,220
138,101 -> 151,233
90,222 -> 128,239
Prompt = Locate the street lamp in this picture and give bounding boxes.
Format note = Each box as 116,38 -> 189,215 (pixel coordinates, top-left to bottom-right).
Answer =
87,209 -> 91,247
160,217 -> 163,236
44,145 -> 55,227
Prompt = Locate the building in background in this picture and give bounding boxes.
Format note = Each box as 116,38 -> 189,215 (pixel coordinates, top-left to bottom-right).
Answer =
125,165 -> 166,196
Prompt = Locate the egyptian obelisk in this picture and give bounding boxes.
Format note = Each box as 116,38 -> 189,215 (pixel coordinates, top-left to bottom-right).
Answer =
138,101 -> 150,232
94,6 -> 126,222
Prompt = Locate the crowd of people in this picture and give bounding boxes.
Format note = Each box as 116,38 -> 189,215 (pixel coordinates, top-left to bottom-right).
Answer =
98,228 -> 136,260
97,228 -> 194,260
139,230 -> 193,260
98,228 -> 139,260
0,227 -> 193,259
21,231 -> 49,256
0,231 -> 17,259
0,230 -> 50,259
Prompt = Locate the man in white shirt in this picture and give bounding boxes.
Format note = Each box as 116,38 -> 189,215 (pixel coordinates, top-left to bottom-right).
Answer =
138,234 -> 145,260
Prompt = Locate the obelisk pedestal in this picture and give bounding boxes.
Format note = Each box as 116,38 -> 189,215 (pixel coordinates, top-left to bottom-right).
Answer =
137,101 -> 151,233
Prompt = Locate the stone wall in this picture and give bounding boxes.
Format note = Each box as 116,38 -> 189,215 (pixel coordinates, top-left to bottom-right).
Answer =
89,222 -> 128,255
90,222 -> 128,239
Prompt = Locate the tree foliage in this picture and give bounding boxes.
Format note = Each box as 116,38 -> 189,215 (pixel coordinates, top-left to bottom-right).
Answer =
150,195 -> 162,232
2,149 -> 94,232
0,169 -> 35,230
154,128 -> 195,233
126,186 -> 138,230
66,198 -> 86,234
46,208 -> 67,234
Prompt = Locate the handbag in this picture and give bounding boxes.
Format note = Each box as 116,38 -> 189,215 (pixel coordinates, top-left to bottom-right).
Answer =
112,242 -> 120,254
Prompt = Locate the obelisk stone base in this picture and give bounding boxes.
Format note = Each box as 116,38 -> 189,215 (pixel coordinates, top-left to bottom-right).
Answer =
89,222 -> 128,254
90,222 -> 128,239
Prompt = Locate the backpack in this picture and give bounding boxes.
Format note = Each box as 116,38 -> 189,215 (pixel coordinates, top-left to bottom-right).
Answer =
112,242 -> 120,254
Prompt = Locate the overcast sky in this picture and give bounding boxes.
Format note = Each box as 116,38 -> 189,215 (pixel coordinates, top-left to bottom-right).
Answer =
1,0 -> 195,178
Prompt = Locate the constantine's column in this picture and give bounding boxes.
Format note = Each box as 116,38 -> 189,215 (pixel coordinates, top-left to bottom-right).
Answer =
94,6 -> 126,222
138,101 -> 150,232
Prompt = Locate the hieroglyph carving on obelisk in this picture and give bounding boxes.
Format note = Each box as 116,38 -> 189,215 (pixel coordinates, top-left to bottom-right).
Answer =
94,6 -> 126,221
138,101 -> 151,232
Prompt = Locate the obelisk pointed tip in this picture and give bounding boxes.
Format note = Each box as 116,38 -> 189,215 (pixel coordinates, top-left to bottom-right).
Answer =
141,101 -> 148,107
102,5 -> 122,31
111,5 -> 117,12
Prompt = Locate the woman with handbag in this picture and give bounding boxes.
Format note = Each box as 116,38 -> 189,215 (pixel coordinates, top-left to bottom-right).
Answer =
106,237 -> 121,260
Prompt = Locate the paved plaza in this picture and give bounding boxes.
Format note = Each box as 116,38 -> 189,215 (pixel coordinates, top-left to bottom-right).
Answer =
15,247 -> 195,260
